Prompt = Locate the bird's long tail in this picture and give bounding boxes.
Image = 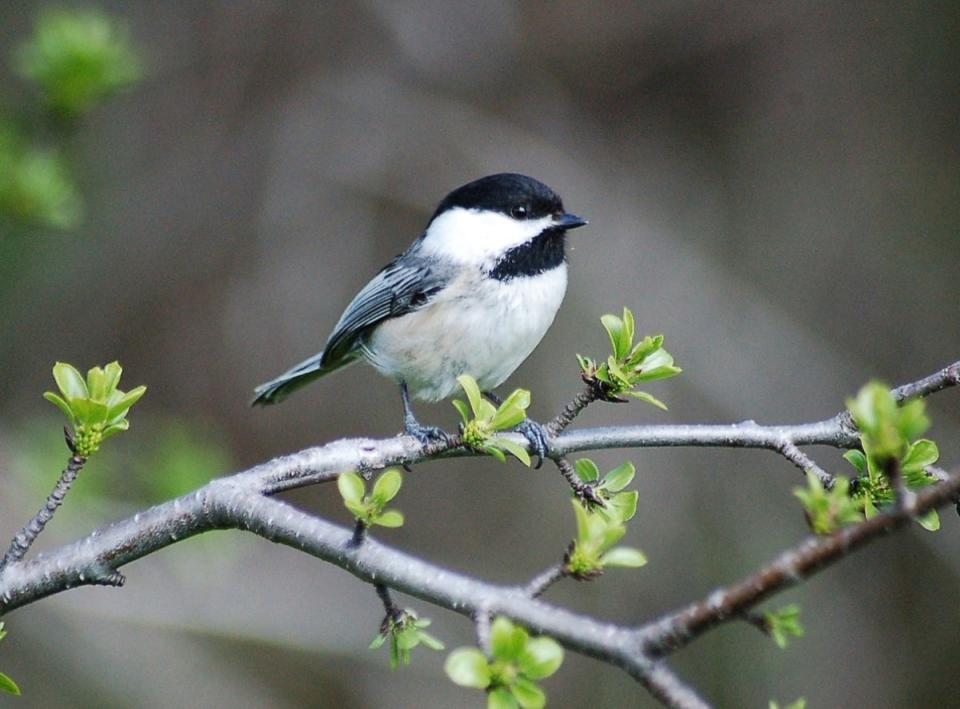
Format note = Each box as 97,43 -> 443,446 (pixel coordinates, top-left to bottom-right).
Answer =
251,352 -> 357,406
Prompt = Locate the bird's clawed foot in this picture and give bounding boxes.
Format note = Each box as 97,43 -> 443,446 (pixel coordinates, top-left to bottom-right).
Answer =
404,419 -> 453,447
515,418 -> 550,469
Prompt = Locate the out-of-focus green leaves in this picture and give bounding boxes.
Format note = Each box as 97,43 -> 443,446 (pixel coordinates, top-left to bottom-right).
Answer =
44,361 -> 145,456
0,622 -> 20,696
445,616 -> 563,708
454,374 -> 532,466
0,126 -> 82,229
0,8 -> 142,231
337,469 -> 405,529
843,382 -> 941,531
577,307 -> 680,409
769,699 -> 806,709
762,604 -> 804,649
369,610 -> 444,670
16,9 -> 142,118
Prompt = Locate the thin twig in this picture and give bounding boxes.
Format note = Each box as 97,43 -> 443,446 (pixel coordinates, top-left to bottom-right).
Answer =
778,440 -> 833,486
545,385 -> 600,437
1,453 -> 87,569
524,565 -> 566,598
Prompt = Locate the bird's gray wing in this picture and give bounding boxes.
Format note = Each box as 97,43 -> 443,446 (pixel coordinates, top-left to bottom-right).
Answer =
321,253 -> 450,368
252,252 -> 450,406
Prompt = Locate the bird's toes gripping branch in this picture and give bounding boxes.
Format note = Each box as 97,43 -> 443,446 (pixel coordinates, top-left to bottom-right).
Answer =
514,418 -> 550,468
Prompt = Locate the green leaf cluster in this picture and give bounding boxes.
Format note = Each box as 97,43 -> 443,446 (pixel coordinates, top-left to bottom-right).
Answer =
16,9 -> 142,118
453,375 -> 532,466
44,361 -> 146,456
564,494 -> 646,579
846,382 -> 941,530
337,469 -> 404,529
762,604 -> 804,649
793,472 -> 864,535
576,307 -> 680,409
572,459 -> 639,521
370,610 -> 444,669
0,623 -> 21,696
445,616 -> 563,709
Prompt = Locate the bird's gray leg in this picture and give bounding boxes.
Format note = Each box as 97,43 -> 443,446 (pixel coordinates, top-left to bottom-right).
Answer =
482,390 -> 549,468
400,382 -> 450,445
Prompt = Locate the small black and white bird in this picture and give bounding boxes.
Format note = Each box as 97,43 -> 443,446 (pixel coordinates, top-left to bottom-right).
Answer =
252,173 -> 587,458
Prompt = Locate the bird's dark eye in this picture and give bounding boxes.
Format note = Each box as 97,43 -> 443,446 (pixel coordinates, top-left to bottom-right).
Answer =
510,205 -> 528,219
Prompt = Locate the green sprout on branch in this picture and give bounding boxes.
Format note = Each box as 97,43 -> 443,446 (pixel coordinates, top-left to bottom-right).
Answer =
44,361 -> 146,456
0,623 -> 20,696
453,375 -> 532,466
846,382 -> 941,530
370,610 -> 445,670
564,499 -> 646,580
337,469 -> 404,530
762,604 -> 804,649
572,459 -> 639,522
794,473 -> 864,534
576,307 -> 680,408
445,616 -> 563,709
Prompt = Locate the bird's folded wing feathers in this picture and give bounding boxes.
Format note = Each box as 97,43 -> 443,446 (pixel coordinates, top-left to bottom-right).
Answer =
321,255 -> 450,367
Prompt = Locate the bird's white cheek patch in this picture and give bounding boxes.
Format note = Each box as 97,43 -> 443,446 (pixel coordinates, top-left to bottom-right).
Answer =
420,208 -> 554,267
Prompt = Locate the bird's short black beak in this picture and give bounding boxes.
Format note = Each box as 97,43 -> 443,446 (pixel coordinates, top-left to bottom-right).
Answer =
554,213 -> 588,230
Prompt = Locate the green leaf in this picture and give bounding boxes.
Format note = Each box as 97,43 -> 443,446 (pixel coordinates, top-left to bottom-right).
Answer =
511,677 -> 546,709
491,405 -> 527,431
375,510 -> 405,528
337,472 -> 365,504
574,459 -> 600,482
53,361 -> 87,400
602,461 -> 635,491
344,500 -> 368,519
491,616 -> 528,661
43,391 -> 75,422
0,672 -> 20,696
102,361 -> 123,393
601,313 -> 628,359
843,449 -> 867,474
452,399 -> 471,424
105,385 -> 146,422
572,500 -> 592,544
369,633 -> 387,649
70,398 -> 109,425
493,438 -> 531,467
518,636 -> 564,680
605,490 -> 638,523
488,687 -> 518,709
917,509 -> 940,532
86,365 -> 107,400
101,418 -> 130,440
372,468 -> 403,503
444,648 -> 491,688
902,439 -> 939,473
600,546 -> 647,568
457,375 -> 484,417
621,307 -> 635,353
485,445 -> 507,463
625,390 -> 668,410
417,630 -> 445,651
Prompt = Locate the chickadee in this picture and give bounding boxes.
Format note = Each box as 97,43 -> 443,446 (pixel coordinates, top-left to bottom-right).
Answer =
252,173 -> 587,458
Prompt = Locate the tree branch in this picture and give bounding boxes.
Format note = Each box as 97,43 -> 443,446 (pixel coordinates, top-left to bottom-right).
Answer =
0,359 -> 957,707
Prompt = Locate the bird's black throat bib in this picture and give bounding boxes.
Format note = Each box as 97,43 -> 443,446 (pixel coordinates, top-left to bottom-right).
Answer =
488,228 -> 566,281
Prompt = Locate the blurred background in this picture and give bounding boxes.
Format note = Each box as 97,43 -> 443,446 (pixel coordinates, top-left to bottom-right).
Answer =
0,1 -> 958,707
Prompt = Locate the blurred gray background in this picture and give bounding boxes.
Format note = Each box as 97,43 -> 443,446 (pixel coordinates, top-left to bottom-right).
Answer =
1,1 -> 959,707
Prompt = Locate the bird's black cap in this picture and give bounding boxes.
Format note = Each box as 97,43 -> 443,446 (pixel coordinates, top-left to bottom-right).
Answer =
429,173 -> 567,224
